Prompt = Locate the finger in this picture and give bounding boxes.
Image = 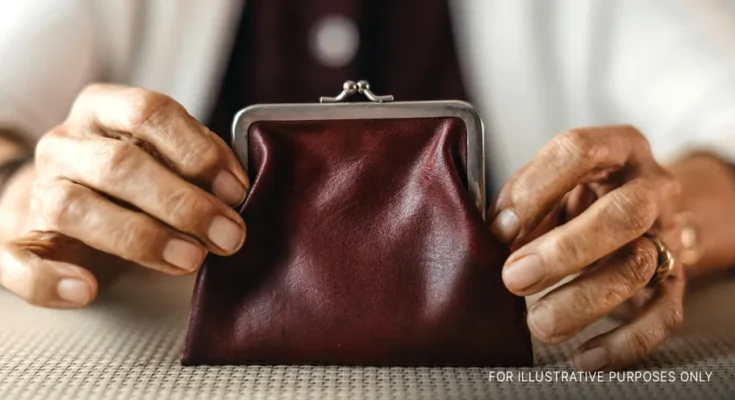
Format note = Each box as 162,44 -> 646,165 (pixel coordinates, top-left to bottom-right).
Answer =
508,186 -> 598,250
509,205 -> 559,252
563,185 -> 599,222
36,134 -> 246,255
609,289 -> 655,322
502,178 -> 660,295
490,125 -> 649,243
34,179 -> 207,274
573,267 -> 685,371
69,84 -> 249,206
527,237 -> 658,343
0,231 -> 98,308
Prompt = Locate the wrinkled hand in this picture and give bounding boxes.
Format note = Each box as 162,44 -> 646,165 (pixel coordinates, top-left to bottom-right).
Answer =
0,84 -> 249,308
491,125 -> 685,371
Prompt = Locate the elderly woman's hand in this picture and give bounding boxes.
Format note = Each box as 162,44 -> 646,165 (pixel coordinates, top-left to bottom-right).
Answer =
0,84 -> 249,308
491,125 -> 685,371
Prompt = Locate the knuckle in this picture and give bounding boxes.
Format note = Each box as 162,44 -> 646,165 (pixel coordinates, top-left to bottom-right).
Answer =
34,136 -> 52,167
35,131 -> 54,155
72,83 -> 101,102
94,140 -> 139,182
625,125 -> 652,151
621,124 -> 643,137
79,82 -> 107,97
557,129 -> 602,167
124,89 -> 180,131
115,217 -> 167,262
41,124 -> 67,141
551,234 -> 587,268
620,240 -> 659,287
35,127 -> 66,168
180,140 -> 222,173
162,188 -> 217,229
69,84 -> 104,119
610,186 -> 657,233
39,183 -> 79,230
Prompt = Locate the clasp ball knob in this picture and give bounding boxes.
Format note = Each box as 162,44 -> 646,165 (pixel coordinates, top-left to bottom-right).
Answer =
357,80 -> 370,93
343,80 -> 358,94
320,79 -> 393,103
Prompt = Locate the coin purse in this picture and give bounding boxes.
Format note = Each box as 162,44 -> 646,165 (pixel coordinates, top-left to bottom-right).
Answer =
182,81 -> 533,366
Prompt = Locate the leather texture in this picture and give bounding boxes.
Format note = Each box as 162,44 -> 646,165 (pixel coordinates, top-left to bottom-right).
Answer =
182,117 -> 532,366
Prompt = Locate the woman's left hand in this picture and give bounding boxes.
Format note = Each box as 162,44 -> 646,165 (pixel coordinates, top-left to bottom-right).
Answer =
490,125 -> 685,371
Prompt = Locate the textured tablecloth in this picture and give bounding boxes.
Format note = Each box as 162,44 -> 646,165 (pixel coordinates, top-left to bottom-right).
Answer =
2,269 -> 735,400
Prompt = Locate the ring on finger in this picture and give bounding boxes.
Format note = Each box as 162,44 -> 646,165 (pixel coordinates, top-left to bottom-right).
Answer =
642,233 -> 675,286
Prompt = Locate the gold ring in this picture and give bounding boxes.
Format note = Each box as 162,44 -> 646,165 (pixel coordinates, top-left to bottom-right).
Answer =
642,233 -> 675,286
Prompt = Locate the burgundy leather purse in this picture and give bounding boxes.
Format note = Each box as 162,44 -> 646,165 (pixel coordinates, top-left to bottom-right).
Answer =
182,81 -> 532,366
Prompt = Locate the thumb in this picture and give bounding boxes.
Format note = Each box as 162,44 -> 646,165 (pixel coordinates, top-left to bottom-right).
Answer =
0,231 -> 99,308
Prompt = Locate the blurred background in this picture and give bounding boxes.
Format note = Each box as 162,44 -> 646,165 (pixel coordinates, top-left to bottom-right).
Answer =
6,0 -> 735,185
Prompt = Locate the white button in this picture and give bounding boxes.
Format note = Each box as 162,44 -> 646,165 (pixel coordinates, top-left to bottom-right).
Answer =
309,15 -> 360,68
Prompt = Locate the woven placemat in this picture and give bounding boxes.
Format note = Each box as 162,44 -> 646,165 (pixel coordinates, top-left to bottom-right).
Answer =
1,269 -> 734,400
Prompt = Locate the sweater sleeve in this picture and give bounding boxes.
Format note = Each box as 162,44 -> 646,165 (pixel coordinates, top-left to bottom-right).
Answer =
0,1 -> 101,142
602,0 -> 735,164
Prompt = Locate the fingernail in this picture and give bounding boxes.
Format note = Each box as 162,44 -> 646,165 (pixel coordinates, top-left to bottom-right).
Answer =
503,254 -> 544,291
212,170 -> 247,205
208,215 -> 245,252
163,238 -> 205,271
57,278 -> 91,305
575,347 -> 610,371
491,209 -> 520,243
528,303 -> 555,338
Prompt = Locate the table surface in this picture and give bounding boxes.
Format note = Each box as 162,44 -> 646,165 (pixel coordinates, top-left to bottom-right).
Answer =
1,269 -> 735,400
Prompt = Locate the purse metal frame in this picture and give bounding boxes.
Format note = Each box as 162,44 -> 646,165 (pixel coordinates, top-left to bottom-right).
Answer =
232,83 -> 487,220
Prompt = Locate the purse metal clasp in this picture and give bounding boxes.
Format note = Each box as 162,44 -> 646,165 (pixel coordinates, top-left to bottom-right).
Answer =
320,80 -> 395,104
234,88 -> 487,220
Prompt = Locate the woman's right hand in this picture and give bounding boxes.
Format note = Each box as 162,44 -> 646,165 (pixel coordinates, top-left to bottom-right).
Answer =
0,84 -> 250,308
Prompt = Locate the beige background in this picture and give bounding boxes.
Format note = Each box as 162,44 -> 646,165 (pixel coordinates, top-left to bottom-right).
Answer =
1,269 -> 734,399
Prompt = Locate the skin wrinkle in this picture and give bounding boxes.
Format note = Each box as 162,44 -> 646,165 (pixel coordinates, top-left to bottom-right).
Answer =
100,128 -> 179,173
494,125 -> 688,370
536,239 -> 658,342
1,83 -> 729,370
24,86 -> 243,279
44,120 -> 244,258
